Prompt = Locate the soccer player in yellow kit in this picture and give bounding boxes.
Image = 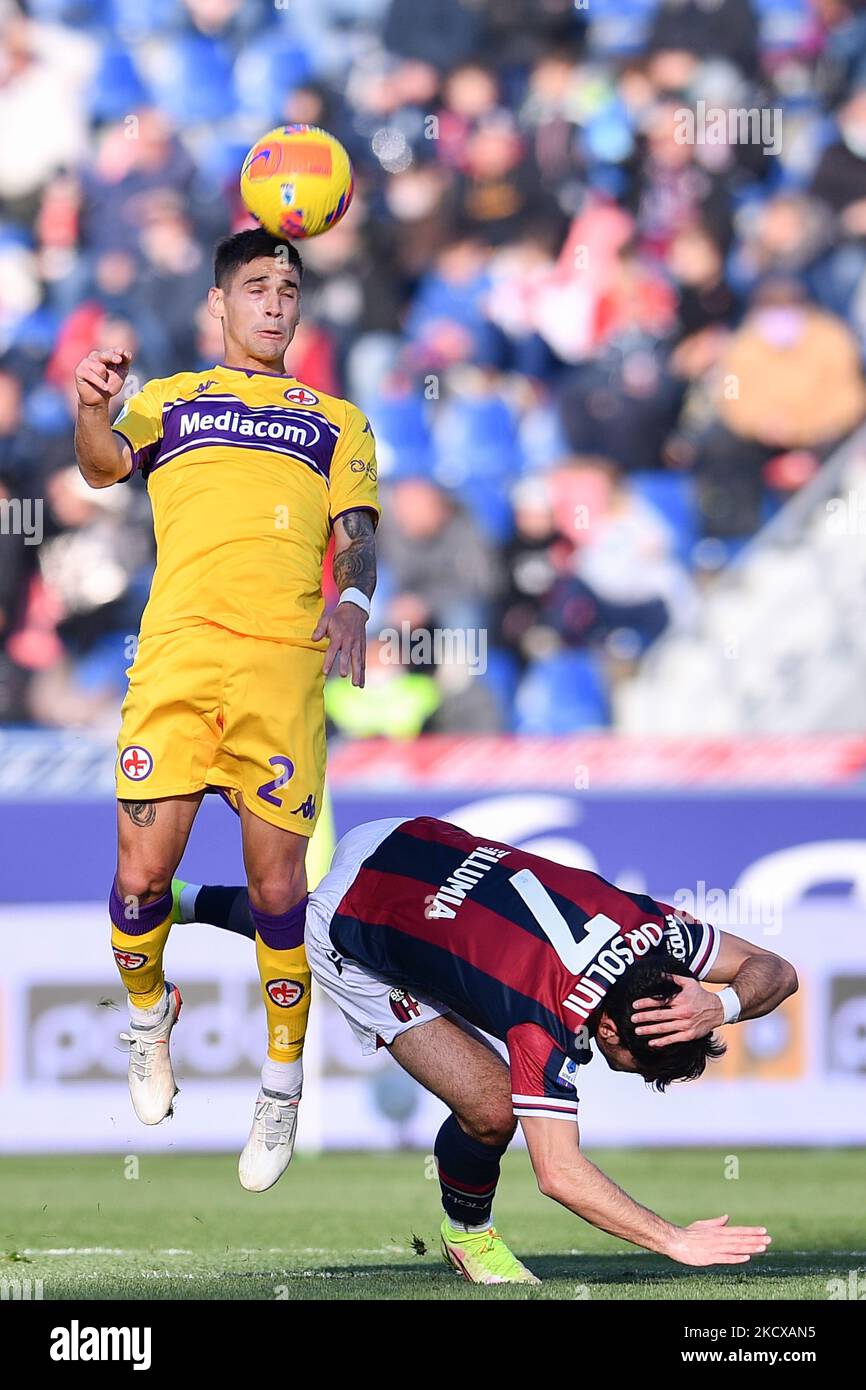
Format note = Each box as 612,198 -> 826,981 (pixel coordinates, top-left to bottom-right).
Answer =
73,228 -> 379,1191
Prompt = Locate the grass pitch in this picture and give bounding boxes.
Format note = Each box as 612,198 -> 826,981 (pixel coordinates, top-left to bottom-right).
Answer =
1,1148 -> 862,1300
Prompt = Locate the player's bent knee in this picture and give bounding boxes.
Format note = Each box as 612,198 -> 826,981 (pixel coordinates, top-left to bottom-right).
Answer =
247,874 -> 306,917
489,1111 -> 518,1147
464,1107 -> 516,1148
114,865 -> 174,903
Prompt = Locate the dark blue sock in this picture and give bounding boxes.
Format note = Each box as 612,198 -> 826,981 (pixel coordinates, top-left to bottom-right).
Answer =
434,1113 -> 506,1226
194,886 -> 256,941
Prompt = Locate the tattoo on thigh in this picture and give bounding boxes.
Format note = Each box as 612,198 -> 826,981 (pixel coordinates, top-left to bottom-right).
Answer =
120,800 -> 157,828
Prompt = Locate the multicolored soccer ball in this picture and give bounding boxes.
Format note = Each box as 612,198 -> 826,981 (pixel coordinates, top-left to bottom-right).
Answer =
240,125 -> 355,240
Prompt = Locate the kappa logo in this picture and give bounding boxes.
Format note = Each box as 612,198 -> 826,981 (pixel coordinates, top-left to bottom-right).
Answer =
112,948 -> 147,971
350,458 -> 377,480
194,379 -> 218,393
291,793 -> 316,820
119,745 -> 153,782
389,987 -> 422,1023
266,978 -> 305,1008
284,386 -> 319,406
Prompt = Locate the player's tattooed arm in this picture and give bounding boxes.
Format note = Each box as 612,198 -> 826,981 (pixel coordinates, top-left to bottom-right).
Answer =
120,800 -> 157,828
313,510 -> 377,687
331,509 -> 377,599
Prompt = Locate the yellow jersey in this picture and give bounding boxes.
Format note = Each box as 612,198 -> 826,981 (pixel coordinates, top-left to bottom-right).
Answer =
112,363 -> 380,646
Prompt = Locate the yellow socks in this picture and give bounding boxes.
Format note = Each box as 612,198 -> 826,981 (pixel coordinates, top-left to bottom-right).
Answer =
250,897 -> 311,1063
109,878 -> 173,1011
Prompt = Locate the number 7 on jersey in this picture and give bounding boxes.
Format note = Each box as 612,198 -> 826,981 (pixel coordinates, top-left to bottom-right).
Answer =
509,869 -> 621,976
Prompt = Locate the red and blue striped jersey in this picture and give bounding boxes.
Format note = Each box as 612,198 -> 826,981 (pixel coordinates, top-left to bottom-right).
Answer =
330,817 -> 721,1122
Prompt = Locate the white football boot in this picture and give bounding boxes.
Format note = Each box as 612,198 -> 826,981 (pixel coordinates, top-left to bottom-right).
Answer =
238,1090 -> 300,1192
120,983 -> 183,1125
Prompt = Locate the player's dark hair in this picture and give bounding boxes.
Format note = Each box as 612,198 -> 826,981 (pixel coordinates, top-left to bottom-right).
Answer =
213,228 -> 304,288
600,959 -> 727,1092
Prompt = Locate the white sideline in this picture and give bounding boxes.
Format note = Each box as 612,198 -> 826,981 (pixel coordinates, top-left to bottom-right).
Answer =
19,1244 -> 409,1256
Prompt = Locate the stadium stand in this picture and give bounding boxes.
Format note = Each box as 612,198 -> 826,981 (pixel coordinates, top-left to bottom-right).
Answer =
1,0 -> 865,733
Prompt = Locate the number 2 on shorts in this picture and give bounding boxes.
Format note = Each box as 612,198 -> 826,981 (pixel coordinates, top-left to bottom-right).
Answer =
257,755 -> 295,807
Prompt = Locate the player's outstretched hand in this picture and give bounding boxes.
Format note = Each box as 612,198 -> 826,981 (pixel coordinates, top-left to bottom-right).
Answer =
668,1215 -> 771,1266
314,601 -> 367,686
74,348 -> 131,407
631,974 -> 724,1046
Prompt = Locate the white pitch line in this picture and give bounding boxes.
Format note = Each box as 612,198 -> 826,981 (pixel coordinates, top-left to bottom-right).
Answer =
19,1247 -> 194,1257
137,1272 -> 380,1281
18,1245 -> 412,1258
19,1248 -> 149,1256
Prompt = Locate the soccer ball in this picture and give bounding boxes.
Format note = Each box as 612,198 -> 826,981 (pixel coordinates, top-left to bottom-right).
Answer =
240,124 -> 355,240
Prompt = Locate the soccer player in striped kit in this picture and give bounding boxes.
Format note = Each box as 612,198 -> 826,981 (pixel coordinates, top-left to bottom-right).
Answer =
176,815 -> 797,1282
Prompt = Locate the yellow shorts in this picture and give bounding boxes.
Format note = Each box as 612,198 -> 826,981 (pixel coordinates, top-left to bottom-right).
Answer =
116,623 -> 326,836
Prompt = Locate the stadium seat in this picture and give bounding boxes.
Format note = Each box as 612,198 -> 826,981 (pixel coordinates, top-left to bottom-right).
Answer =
433,393 -> 520,486
86,47 -> 149,124
23,383 -> 71,434
9,310 -> 63,362
452,478 -> 513,544
234,36 -> 314,122
108,0 -> 181,40
368,391 -> 435,481
404,272 -> 490,345
480,647 -> 520,730
73,632 -> 132,697
431,392 -> 520,540
514,651 -> 610,733
146,36 -> 238,126
753,0 -> 812,52
587,0 -> 655,57
584,103 -> 636,165
25,0 -> 104,25
629,471 -> 700,568
195,137 -> 255,188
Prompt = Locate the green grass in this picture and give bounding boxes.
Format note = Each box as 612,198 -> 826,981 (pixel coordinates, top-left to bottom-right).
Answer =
1,1149 -> 863,1300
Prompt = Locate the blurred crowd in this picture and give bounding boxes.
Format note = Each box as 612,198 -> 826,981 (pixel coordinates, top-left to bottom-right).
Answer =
3,0 -> 866,733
